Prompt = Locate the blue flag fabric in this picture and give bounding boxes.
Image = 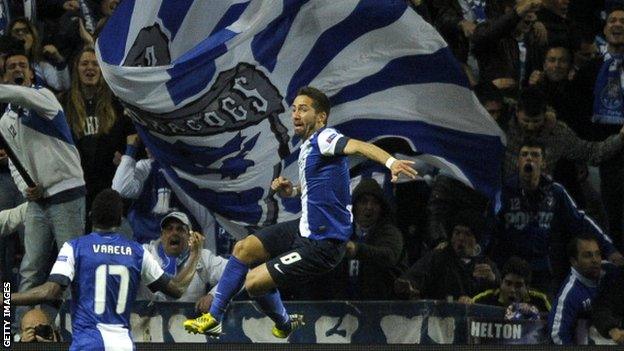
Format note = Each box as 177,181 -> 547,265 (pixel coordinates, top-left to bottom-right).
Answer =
96,0 -> 505,229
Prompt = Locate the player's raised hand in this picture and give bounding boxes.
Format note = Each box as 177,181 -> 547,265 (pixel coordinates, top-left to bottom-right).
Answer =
389,159 -> 418,182
271,176 -> 295,197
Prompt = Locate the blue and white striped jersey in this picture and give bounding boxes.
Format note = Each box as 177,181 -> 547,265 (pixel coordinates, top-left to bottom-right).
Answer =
298,127 -> 351,241
48,232 -> 165,351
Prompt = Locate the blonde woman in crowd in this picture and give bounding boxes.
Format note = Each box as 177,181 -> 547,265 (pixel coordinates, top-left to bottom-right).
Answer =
62,46 -> 133,229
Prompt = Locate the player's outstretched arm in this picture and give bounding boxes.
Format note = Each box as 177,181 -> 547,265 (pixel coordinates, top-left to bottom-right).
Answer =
343,139 -> 418,182
11,282 -> 64,306
161,231 -> 204,298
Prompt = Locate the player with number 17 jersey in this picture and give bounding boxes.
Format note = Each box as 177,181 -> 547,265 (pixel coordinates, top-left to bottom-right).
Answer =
48,232 -> 167,351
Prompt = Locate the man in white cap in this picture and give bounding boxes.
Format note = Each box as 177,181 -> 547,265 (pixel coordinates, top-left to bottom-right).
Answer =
137,211 -> 227,312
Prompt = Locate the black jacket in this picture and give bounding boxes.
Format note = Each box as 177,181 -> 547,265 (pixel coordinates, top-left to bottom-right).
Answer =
401,245 -> 499,300
592,268 -> 624,338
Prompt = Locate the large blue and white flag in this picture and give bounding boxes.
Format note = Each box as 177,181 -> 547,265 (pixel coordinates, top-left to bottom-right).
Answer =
96,0 -> 505,231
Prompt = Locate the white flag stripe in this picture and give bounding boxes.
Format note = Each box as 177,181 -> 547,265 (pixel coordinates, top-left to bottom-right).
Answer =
170,0 -> 250,58
328,84 -> 503,138
270,0 -> 360,89
97,58 -> 175,112
306,10 -> 448,98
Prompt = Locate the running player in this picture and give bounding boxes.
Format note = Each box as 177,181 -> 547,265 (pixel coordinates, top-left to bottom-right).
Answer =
184,86 -> 417,338
12,189 -> 203,350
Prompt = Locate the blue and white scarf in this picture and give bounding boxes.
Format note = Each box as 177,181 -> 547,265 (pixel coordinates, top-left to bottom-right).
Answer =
79,0 -> 96,34
157,242 -> 190,276
593,53 -> 624,125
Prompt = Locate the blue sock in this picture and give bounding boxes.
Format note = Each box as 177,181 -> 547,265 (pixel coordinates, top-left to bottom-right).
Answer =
209,256 -> 248,321
254,289 -> 290,329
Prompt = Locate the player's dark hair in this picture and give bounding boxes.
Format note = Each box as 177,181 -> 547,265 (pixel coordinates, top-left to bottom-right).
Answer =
517,87 -> 547,117
297,86 -> 331,117
567,233 -> 599,260
90,189 -> 123,229
502,256 -> 532,284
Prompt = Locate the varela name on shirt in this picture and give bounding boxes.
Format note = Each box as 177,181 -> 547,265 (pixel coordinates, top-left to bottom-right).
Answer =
92,244 -> 132,255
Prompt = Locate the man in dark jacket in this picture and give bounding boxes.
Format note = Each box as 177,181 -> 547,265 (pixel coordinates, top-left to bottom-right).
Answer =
431,0 -> 501,64
395,209 -> 499,303
472,0 -> 545,91
304,178 -> 408,300
592,266 -> 624,344
342,178 -> 408,299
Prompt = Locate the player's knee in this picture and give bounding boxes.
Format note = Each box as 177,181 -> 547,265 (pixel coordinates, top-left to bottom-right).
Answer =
232,236 -> 267,264
244,271 -> 267,296
232,239 -> 253,263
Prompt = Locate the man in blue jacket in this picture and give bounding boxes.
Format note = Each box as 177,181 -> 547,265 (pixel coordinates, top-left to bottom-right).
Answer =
548,234 -> 619,345
493,138 -> 623,294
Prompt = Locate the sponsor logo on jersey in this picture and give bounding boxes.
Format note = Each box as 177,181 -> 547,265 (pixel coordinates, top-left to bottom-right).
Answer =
326,133 -> 337,144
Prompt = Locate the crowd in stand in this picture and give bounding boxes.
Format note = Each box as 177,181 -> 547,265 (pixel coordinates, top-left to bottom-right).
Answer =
1,0 -> 624,345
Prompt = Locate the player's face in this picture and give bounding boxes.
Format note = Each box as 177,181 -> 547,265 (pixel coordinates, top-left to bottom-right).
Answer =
161,219 -> 190,256
450,225 -> 476,258
292,95 -> 327,140
78,51 -> 101,87
571,239 -> 602,281
499,273 -> 527,304
3,55 -> 33,86
354,194 -> 382,229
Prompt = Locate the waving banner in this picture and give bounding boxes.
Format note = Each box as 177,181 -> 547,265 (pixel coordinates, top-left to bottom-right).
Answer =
96,0 -> 505,231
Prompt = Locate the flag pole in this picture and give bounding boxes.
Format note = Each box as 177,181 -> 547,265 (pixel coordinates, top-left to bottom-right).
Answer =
0,130 -> 36,187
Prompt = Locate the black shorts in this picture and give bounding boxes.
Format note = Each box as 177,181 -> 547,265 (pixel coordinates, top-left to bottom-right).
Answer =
254,219 -> 346,287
